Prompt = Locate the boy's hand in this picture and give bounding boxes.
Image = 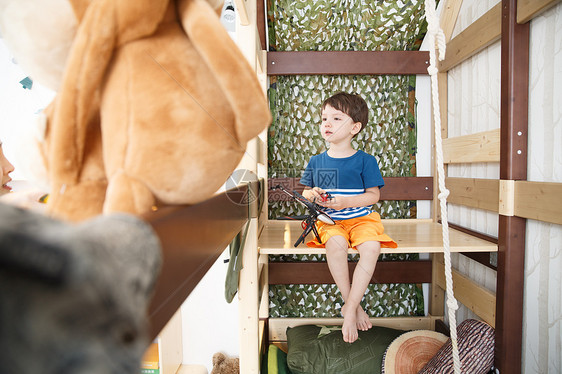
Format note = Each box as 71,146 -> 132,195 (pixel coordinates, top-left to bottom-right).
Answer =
303,187 -> 325,202
317,195 -> 347,210
303,187 -> 349,210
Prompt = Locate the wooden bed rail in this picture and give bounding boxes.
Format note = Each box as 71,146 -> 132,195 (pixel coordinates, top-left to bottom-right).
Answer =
517,0 -> 562,23
445,177 -> 562,226
267,316 -> 443,347
266,51 -> 430,76
259,219 -> 497,255
144,182 -> 257,338
438,0 -> 560,73
434,257 -> 496,328
268,176 -> 433,202
443,129 -> 501,164
439,3 -> 502,73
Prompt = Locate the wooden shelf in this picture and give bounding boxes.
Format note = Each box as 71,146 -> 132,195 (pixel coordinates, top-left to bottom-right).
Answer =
258,219 -> 498,255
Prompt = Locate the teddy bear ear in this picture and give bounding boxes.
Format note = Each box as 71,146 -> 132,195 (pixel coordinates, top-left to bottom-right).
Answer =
206,0 -> 225,15
212,352 -> 227,366
178,0 -> 272,144
68,0 -> 92,21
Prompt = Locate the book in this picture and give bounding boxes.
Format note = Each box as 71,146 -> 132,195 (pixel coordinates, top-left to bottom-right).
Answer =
141,340 -> 159,373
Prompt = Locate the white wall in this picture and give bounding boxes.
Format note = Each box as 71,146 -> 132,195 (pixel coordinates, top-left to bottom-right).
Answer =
0,38 -> 54,186
180,248 -> 240,372
523,4 -> 562,373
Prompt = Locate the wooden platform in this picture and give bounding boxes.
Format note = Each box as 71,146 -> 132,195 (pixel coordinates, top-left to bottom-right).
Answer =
267,316 -> 443,343
258,219 -> 498,254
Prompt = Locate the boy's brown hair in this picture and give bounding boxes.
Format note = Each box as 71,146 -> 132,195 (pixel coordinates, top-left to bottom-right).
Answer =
322,92 -> 369,134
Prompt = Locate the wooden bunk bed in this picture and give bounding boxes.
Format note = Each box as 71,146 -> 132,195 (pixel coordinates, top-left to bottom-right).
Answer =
125,0 -> 559,372
221,0 -> 562,373
1,1 -> 559,373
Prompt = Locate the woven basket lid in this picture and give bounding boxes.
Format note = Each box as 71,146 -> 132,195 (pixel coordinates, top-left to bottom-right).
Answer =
382,330 -> 448,374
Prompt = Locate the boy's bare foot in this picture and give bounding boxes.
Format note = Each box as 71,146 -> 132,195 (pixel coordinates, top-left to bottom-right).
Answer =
341,303 -> 359,343
356,306 -> 372,331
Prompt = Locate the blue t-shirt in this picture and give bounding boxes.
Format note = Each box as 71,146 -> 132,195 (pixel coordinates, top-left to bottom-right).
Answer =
300,150 -> 384,220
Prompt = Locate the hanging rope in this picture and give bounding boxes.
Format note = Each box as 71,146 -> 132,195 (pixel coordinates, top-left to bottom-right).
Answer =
423,1 -> 462,373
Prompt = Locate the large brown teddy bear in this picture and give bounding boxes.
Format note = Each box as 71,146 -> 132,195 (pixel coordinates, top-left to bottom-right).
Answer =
4,0 -> 271,221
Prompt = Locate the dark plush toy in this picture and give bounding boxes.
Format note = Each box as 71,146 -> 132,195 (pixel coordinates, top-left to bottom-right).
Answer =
0,203 -> 162,373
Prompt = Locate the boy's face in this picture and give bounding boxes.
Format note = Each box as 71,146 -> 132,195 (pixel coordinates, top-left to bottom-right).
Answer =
320,104 -> 361,144
0,146 -> 15,196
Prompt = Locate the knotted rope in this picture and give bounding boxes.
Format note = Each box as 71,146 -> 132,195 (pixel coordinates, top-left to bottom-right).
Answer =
423,1 -> 461,372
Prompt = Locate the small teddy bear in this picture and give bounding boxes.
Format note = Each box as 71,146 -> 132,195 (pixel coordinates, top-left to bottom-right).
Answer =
211,352 -> 239,374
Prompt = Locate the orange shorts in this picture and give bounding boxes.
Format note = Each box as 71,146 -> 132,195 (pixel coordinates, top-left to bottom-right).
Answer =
306,212 -> 398,250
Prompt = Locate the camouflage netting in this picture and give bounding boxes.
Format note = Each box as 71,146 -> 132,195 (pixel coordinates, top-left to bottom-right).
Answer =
267,0 -> 428,318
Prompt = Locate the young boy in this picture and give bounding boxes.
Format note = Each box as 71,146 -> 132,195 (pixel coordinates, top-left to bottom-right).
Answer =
300,92 -> 397,343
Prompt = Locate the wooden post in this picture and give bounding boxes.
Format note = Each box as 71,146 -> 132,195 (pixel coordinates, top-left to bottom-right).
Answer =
238,218 -> 260,374
495,0 -> 529,372
432,72 -> 448,223
429,253 -> 446,317
429,0 -> 460,323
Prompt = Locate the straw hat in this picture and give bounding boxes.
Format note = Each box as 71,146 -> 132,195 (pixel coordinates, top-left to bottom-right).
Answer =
381,330 -> 448,374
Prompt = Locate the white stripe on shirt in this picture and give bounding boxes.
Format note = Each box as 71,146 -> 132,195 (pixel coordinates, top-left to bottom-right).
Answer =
321,188 -> 371,220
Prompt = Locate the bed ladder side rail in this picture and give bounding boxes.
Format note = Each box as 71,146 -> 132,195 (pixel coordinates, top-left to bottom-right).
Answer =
238,178 -> 263,374
238,217 -> 260,374
144,182 -> 254,339
268,176 -> 434,202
